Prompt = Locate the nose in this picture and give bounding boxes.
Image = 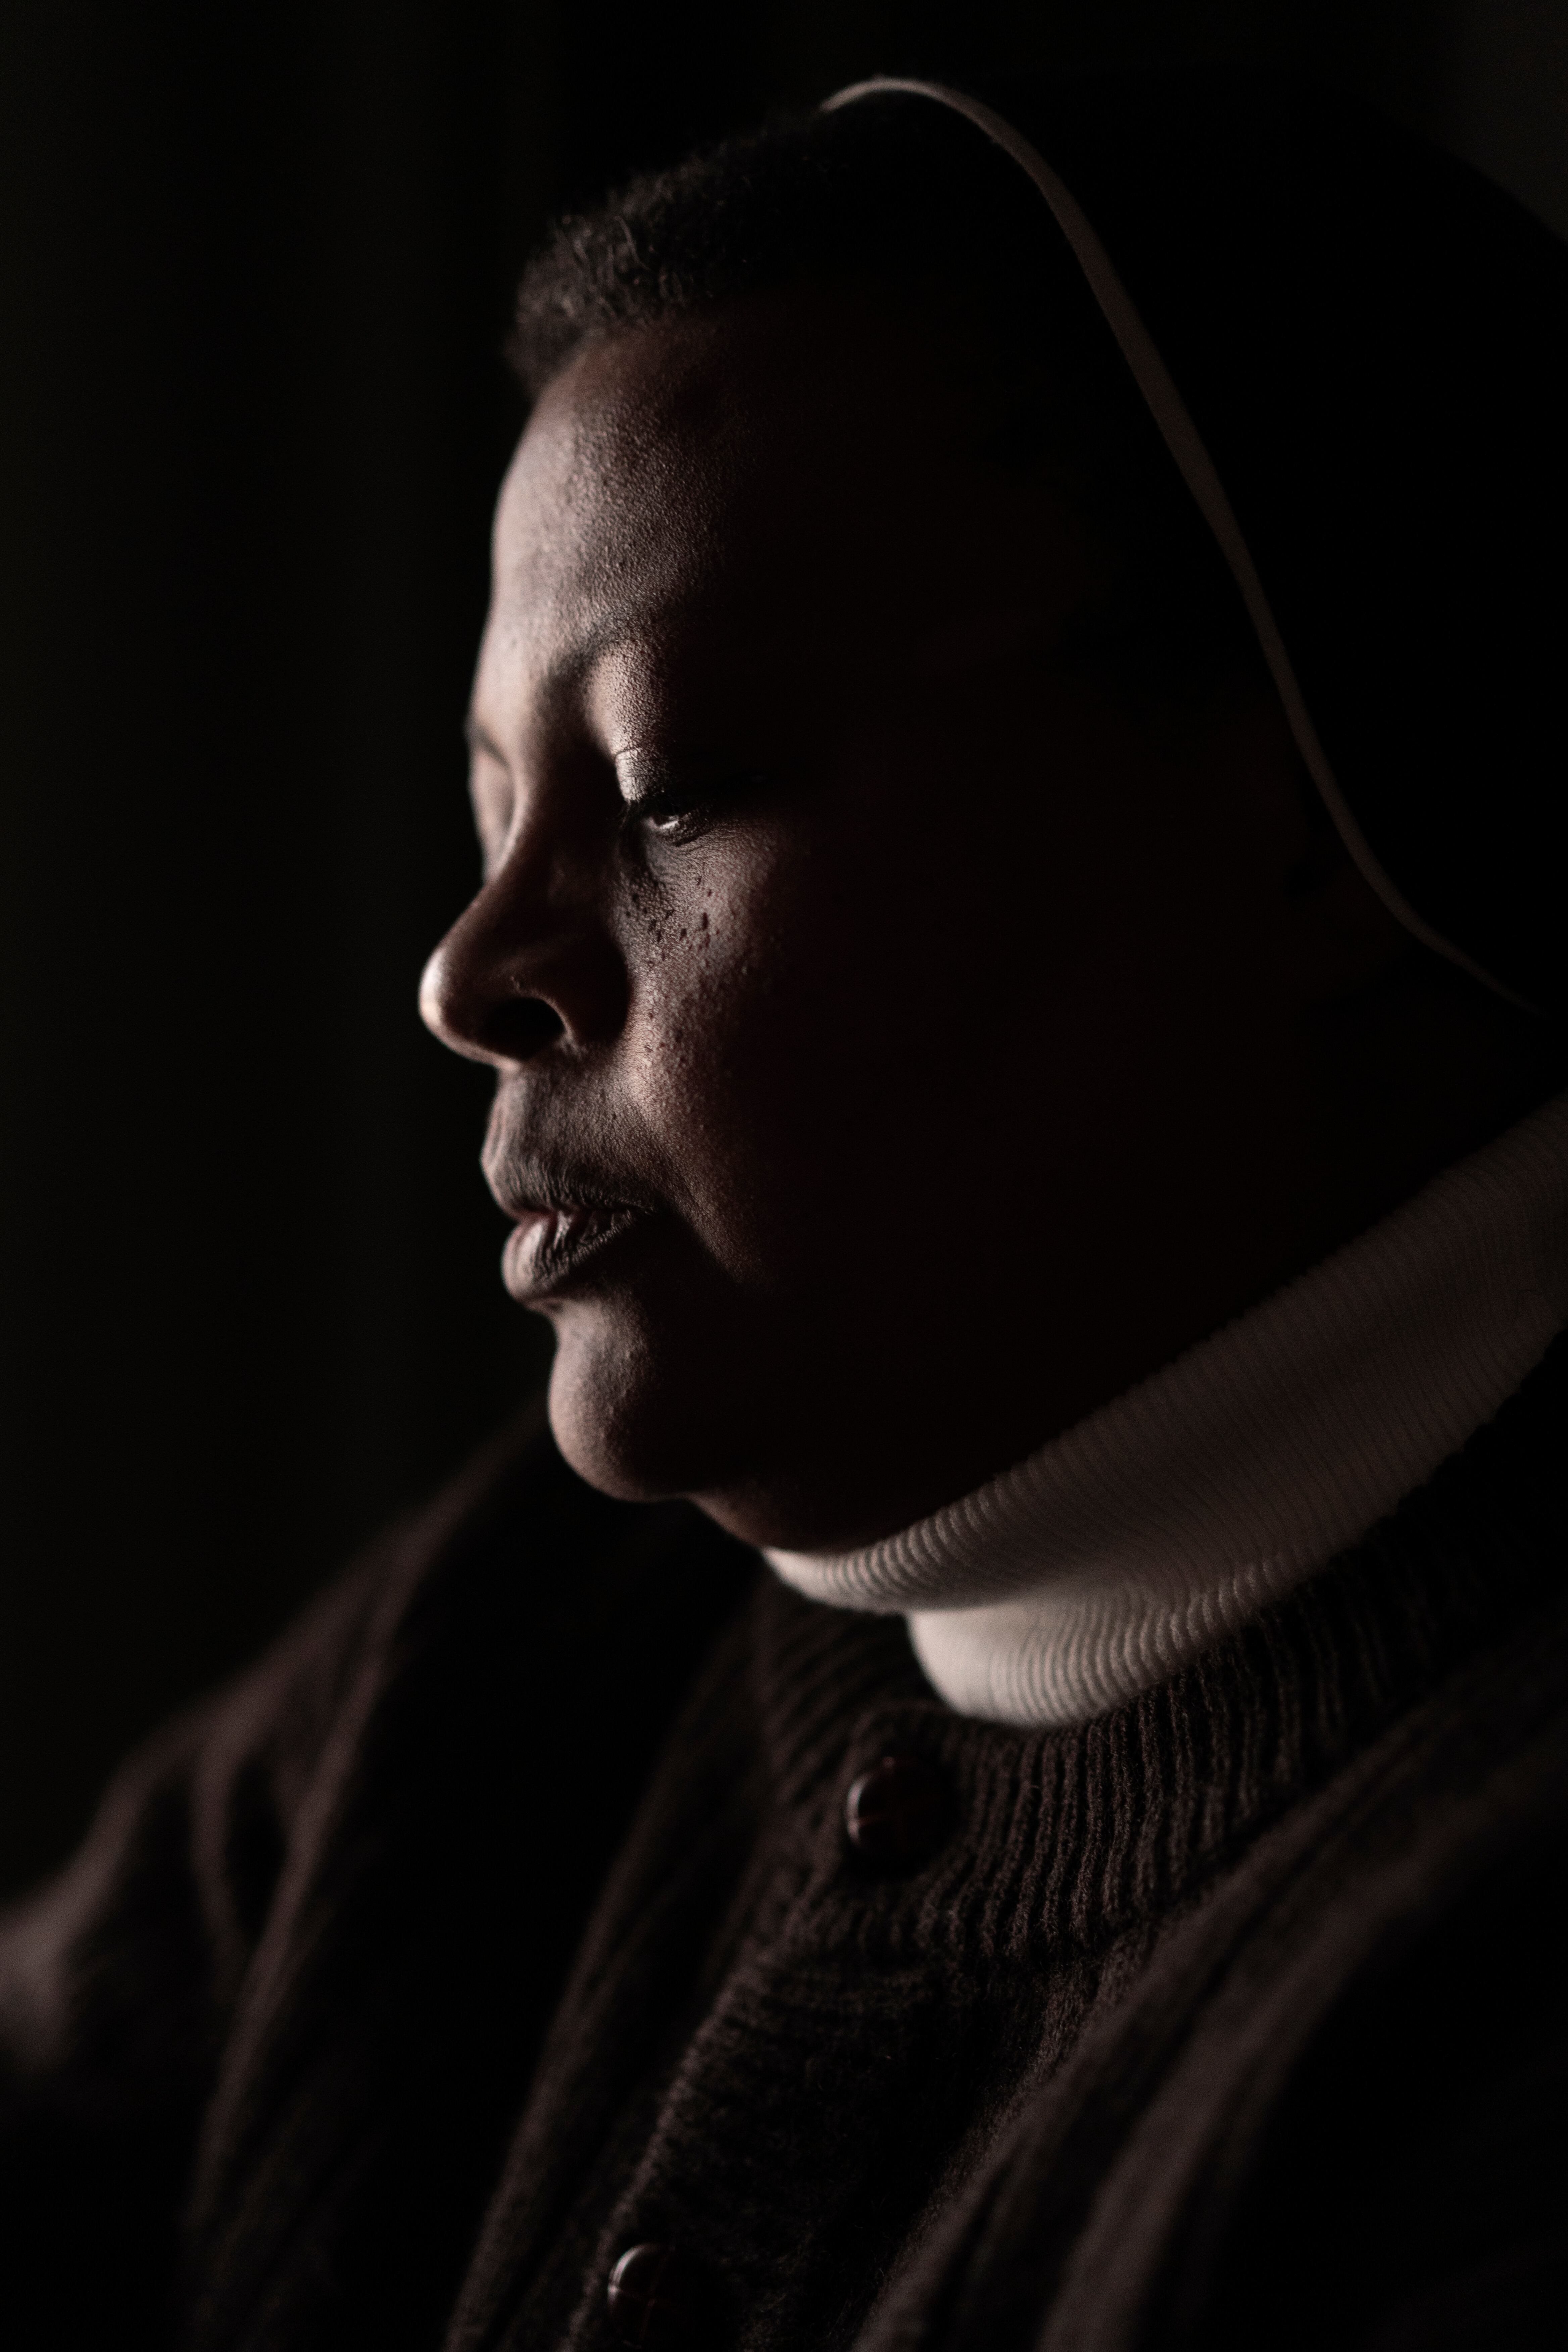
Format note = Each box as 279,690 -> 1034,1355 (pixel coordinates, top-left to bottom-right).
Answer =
419,842 -> 627,1070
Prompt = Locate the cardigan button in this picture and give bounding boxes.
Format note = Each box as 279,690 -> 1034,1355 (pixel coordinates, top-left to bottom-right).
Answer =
844,1751 -> 951,1871
605,2242 -> 705,2348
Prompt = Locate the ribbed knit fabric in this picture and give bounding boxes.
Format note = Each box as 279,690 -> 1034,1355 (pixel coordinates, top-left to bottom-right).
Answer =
4,1360 -> 1568,2351
767,1093 -> 1568,1728
461,1343 -> 1568,2352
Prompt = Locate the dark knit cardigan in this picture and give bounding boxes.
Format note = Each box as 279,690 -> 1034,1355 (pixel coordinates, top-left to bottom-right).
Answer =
3,1343 -> 1567,2352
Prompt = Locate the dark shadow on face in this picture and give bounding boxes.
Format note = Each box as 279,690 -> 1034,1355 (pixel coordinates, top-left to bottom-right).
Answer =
420,288 -> 1562,1552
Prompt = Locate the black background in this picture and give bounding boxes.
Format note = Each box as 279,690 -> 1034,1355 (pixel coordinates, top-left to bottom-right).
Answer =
3,0 -> 1566,1896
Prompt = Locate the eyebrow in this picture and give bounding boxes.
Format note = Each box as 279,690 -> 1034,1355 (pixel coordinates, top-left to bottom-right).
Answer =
460,593 -> 716,772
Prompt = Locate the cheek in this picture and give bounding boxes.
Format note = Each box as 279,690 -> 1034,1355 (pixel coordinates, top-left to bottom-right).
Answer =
610,825 -> 1030,1273
614,840 -> 841,1197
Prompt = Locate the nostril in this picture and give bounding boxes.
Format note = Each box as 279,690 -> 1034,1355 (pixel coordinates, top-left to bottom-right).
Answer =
494,995 -> 566,1062
418,934 -> 580,1068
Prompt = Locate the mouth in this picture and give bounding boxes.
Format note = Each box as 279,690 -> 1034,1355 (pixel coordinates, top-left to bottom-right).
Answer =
501,1199 -> 644,1305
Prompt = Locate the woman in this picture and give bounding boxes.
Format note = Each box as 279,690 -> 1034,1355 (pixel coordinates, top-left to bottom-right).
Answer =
5,74 -> 1567,2351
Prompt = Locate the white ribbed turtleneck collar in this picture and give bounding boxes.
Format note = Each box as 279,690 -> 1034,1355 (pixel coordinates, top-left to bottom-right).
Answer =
766,1093 -> 1568,1729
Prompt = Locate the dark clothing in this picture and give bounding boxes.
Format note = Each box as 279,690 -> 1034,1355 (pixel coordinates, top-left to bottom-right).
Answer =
3,1346 -> 1567,2351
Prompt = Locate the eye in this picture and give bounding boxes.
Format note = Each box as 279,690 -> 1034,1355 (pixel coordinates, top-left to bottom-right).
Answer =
616,755 -> 764,846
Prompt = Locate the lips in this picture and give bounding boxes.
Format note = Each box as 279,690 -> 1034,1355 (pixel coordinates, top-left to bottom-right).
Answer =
501,1200 -> 642,1305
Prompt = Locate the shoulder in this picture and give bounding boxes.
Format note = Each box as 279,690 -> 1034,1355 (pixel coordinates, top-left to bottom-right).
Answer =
1202,1777 -> 1568,2349
0,1406 -> 755,2345
1,1402 -> 752,2079
1170,1585 -> 1568,2351
940,1576 -> 1568,2352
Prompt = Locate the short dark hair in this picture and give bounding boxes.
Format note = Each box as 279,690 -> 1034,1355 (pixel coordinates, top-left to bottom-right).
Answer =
511,93 -> 1268,712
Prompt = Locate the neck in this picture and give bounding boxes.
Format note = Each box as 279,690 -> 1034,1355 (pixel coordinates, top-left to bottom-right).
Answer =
766,1089 -> 1568,1725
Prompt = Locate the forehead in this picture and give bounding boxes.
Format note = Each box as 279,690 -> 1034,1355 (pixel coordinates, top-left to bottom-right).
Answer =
478,296 -> 1046,734
493,321 -> 746,633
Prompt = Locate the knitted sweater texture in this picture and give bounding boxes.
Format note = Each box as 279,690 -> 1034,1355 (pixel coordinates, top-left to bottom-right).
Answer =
2,1344 -> 1567,2350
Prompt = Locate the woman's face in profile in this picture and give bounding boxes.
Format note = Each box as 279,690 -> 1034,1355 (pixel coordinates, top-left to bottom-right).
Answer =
421,289 -> 1331,1551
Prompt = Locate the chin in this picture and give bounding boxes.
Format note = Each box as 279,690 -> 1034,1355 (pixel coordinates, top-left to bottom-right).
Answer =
542,1304 -> 748,1509
539,1290 -> 913,1551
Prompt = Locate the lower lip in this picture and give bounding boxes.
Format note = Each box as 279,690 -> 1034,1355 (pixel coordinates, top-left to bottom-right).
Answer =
502,1205 -> 640,1304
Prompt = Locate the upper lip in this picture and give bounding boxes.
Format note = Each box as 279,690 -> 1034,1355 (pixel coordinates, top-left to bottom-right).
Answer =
484,1147 -> 659,1228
